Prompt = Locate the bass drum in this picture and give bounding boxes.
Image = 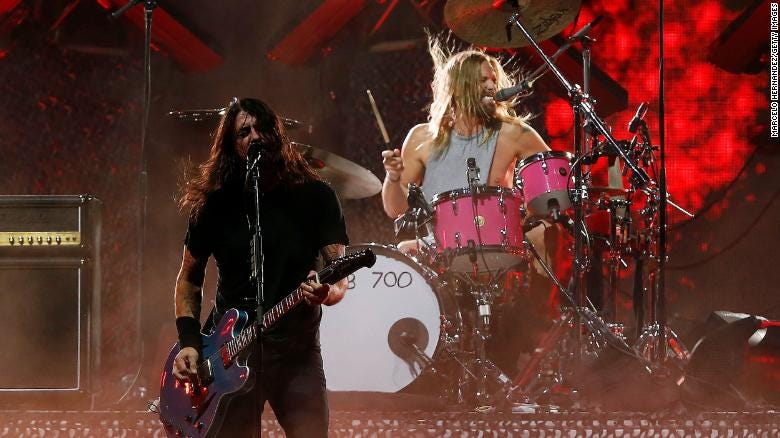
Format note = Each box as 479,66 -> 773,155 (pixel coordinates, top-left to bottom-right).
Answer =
320,243 -> 459,393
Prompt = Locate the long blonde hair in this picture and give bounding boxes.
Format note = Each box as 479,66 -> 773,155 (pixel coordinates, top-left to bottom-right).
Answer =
427,38 -> 529,149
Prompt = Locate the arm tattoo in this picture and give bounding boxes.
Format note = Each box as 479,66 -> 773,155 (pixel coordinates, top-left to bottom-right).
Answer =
181,287 -> 202,319
321,244 -> 346,265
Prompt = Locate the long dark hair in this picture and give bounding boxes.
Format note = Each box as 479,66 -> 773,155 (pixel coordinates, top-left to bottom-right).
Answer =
179,97 -> 320,219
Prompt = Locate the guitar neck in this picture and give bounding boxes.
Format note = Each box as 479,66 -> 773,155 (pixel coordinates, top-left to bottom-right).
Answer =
261,259 -> 349,328
221,287 -> 304,363
220,249 -> 374,364
262,286 -> 306,328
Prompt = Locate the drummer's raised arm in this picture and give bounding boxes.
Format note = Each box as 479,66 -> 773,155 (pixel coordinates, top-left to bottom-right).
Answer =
381,123 -> 431,218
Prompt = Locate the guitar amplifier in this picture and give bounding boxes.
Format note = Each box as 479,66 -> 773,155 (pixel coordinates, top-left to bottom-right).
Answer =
0,195 -> 101,408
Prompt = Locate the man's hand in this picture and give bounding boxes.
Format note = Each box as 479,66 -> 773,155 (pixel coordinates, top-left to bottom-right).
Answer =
172,347 -> 200,381
381,148 -> 404,182
301,270 -> 331,306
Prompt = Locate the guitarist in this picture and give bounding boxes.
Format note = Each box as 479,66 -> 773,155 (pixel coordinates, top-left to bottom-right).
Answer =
171,97 -> 349,437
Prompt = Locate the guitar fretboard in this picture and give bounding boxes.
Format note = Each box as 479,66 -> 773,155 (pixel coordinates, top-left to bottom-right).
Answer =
221,287 -> 305,363
263,287 -> 305,328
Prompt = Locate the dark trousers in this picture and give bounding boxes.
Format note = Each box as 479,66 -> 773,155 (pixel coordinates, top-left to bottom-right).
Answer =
215,345 -> 329,438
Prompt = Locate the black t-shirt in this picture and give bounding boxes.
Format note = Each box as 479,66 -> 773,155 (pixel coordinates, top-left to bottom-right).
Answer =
185,178 -> 349,348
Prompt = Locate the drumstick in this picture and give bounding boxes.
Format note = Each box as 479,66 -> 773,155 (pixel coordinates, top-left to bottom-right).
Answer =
366,89 -> 391,146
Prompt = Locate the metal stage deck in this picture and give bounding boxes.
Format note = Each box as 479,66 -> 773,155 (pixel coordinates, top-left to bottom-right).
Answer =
1,409 -> 778,437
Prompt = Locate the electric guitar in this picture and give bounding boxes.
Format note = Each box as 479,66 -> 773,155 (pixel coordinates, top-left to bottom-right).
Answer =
158,248 -> 375,438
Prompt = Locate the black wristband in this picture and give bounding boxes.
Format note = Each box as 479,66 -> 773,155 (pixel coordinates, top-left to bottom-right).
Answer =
176,316 -> 202,350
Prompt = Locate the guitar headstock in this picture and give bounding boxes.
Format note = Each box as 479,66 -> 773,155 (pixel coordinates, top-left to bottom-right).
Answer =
320,248 -> 376,284
341,248 -> 377,269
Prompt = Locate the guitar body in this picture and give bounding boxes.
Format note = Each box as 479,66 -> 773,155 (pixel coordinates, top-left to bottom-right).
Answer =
159,309 -> 253,438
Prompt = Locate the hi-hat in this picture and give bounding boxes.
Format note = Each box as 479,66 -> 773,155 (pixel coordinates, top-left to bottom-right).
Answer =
444,0 -> 581,48
292,143 -> 381,200
168,107 -> 302,130
587,186 -> 629,198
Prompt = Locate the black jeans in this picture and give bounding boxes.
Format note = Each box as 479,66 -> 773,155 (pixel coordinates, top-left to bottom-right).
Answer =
215,345 -> 329,438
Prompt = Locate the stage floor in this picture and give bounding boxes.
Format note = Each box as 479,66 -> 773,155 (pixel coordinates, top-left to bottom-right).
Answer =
1,408 -> 778,437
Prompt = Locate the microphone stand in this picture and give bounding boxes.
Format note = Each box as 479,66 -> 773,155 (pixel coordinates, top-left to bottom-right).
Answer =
247,149 -> 266,438
110,0 -> 157,405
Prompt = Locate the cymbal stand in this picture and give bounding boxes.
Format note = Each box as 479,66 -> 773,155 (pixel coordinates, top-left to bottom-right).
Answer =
502,12 -> 654,405
507,235 -> 635,404
601,195 -> 632,324
617,120 -> 689,369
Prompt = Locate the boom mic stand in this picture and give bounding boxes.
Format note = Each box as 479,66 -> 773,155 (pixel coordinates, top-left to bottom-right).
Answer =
111,0 -> 157,405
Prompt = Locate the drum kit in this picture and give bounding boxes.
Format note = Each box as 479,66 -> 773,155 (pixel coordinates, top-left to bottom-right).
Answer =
324,0 -> 695,410
170,0 -> 695,410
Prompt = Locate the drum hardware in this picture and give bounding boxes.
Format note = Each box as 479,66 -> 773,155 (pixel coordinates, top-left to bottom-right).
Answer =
631,190 -> 690,368
494,7 -> 660,399
393,184 -> 434,242
500,4 -> 655,373
458,281 -> 516,407
464,158 -> 496,281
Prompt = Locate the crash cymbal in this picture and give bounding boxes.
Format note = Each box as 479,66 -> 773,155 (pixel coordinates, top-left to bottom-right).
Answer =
292,142 -> 382,200
444,0 -> 581,48
168,107 -> 302,130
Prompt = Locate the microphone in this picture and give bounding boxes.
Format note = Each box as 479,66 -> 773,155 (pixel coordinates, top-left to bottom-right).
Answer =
407,183 -> 432,216
494,78 -> 534,102
466,158 -> 480,189
628,102 -> 649,134
568,15 -> 604,42
246,140 -> 271,173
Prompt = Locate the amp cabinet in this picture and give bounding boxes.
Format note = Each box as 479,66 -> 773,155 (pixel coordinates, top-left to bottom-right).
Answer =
0,195 -> 101,408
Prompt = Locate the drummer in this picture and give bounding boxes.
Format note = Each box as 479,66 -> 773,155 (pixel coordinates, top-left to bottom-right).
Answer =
380,42 -> 552,269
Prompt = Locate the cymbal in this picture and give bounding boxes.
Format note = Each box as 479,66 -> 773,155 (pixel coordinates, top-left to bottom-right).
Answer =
587,186 -> 629,198
292,142 -> 382,200
168,107 -> 302,130
444,0 -> 581,48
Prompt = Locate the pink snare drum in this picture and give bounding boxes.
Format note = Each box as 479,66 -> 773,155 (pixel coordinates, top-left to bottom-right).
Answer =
431,186 -> 525,273
516,151 -> 573,218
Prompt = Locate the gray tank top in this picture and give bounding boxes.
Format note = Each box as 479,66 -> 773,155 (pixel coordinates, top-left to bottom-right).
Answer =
421,128 -> 499,203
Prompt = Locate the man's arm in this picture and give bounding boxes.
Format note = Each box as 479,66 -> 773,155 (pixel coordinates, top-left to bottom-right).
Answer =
172,246 -> 208,381
320,243 -> 347,305
300,243 -> 348,306
381,123 -> 430,218
174,247 -> 208,319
